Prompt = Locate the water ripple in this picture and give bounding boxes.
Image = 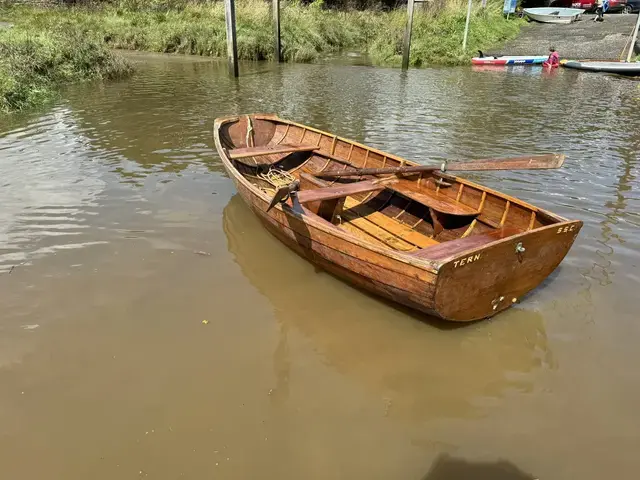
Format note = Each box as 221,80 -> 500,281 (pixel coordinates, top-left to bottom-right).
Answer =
1,55 -> 638,287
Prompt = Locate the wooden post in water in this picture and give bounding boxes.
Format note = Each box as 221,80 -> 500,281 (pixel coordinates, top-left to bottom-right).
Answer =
224,0 -> 239,77
626,12 -> 640,63
462,0 -> 473,52
402,0 -> 416,70
273,0 -> 282,62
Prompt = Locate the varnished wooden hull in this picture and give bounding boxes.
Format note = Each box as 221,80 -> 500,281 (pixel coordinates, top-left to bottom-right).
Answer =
234,179 -> 440,316
213,114 -> 582,322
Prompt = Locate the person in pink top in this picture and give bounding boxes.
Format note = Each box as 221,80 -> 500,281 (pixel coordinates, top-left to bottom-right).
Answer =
544,46 -> 559,68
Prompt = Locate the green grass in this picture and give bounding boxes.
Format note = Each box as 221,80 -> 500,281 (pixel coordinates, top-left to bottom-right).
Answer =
1,1 -> 523,66
368,3 -> 523,66
1,1 -> 374,63
0,25 -> 133,113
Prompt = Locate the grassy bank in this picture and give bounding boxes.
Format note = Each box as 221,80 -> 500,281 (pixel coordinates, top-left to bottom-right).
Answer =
0,21 -> 133,113
369,2 -> 523,66
1,1 -> 523,67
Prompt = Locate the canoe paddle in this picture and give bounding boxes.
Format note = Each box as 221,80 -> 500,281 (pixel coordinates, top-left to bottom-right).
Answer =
317,153 -> 565,178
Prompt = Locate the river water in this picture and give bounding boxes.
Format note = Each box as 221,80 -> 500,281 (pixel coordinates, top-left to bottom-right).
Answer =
1,53 -> 639,479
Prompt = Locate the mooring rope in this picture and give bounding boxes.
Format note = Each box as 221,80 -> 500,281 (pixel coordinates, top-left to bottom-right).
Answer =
257,168 -> 295,189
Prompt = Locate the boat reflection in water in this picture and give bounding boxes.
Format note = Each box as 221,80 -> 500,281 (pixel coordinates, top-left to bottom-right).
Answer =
223,193 -> 555,422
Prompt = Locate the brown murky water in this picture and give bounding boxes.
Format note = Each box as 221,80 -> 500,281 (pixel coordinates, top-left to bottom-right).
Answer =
1,54 -> 639,479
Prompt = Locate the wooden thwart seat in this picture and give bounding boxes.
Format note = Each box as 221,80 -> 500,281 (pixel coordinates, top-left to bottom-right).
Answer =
410,226 -> 521,262
391,180 -> 480,217
228,143 -> 318,160
296,179 -> 391,204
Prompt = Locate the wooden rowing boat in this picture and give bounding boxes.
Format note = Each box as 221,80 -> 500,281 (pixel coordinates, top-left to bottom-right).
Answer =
213,114 -> 582,322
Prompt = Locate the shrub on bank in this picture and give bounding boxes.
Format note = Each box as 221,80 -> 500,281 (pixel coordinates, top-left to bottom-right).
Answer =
0,27 -> 133,113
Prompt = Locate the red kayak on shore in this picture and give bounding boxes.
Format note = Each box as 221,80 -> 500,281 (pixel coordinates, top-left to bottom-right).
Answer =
471,55 -> 548,66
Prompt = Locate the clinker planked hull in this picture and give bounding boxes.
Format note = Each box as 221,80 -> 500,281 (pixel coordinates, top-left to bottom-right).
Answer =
232,179 -> 440,317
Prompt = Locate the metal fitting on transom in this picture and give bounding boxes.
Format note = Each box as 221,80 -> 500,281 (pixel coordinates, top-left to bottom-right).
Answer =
491,296 -> 505,310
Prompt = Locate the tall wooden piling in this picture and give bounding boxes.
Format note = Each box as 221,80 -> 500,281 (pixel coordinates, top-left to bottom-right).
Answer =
626,12 -> 640,63
402,0 -> 416,70
224,0 -> 239,77
273,0 -> 282,62
462,0 -> 473,52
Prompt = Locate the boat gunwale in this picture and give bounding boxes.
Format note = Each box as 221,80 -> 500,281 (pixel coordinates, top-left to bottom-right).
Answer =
233,113 -> 568,219
213,114 -> 575,273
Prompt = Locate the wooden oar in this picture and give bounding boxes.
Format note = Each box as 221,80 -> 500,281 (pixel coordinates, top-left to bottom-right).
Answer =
265,176 -> 396,212
317,153 -> 565,178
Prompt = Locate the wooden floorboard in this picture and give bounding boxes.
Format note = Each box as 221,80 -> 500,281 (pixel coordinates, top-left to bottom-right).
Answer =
338,221 -> 391,249
343,198 -> 438,249
340,209 -> 416,251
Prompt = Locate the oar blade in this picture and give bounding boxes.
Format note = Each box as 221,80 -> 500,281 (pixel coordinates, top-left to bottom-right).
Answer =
267,185 -> 291,212
266,180 -> 300,212
446,153 -> 565,171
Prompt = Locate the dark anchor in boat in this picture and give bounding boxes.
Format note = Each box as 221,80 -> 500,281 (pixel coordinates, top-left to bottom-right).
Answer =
266,180 -> 300,212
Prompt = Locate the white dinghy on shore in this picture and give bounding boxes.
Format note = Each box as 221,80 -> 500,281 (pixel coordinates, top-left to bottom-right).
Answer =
523,7 -> 585,24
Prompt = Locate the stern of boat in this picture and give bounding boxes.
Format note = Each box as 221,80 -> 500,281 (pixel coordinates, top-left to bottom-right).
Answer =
433,221 -> 582,322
